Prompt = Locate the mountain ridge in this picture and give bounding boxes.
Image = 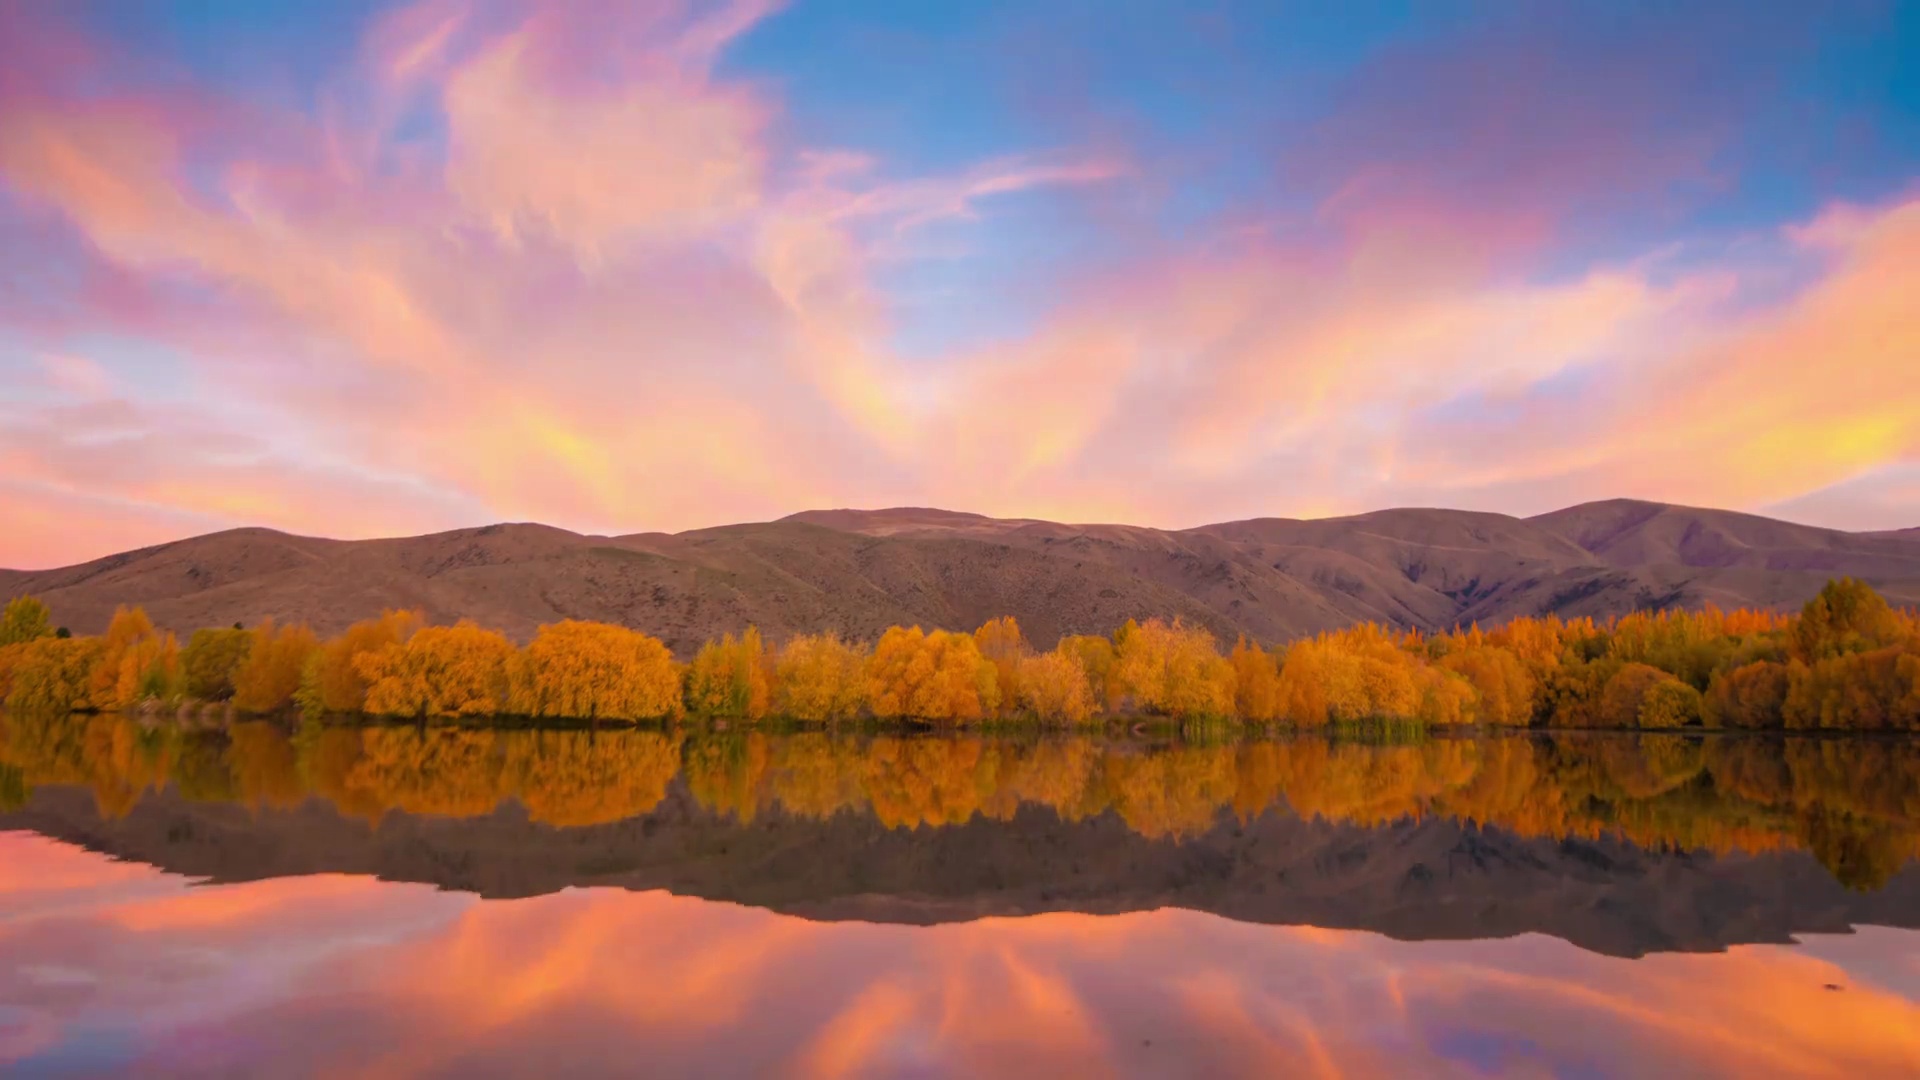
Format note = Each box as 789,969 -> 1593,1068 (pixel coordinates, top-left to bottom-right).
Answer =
6,500 -> 1920,655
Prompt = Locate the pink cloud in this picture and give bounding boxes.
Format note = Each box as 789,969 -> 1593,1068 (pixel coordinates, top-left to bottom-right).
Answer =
0,2 -> 1914,571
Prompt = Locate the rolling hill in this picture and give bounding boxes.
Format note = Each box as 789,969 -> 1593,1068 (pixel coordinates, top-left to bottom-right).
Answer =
5,499 -> 1919,655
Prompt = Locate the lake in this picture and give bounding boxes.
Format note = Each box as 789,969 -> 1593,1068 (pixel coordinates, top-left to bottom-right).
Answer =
2,715 -> 1918,1077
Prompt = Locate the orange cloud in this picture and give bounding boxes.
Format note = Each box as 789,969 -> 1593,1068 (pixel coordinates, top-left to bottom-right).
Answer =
1385,195 -> 1920,511
0,2 -> 1915,570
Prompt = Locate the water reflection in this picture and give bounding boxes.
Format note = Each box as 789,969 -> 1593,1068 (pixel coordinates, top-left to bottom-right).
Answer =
4,716 -> 1920,1076
3,713 -> 1917,891
0,832 -> 1917,1078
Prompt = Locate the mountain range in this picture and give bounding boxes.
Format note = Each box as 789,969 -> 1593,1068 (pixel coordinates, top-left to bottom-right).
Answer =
5,498 -> 1919,654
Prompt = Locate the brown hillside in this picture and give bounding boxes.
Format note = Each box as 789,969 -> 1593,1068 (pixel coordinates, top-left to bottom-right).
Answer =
7,501 -> 1920,654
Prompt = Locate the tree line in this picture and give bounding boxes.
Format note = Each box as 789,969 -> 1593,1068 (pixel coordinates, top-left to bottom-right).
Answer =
2,577 -> 1917,729
1,713 -> 1913,890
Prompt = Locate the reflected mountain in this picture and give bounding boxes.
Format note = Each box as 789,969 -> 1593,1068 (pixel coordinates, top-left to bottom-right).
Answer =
2,713 -> 1917,958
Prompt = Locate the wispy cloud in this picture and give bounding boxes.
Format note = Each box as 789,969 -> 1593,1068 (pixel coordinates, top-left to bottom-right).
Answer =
0,0 -> 1913,568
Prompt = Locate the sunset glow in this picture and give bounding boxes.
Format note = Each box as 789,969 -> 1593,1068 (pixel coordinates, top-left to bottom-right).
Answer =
2,1 -> 1917,568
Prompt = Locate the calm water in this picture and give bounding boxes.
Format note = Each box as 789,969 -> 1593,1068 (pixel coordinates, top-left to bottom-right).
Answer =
2,715 -> 1919,1077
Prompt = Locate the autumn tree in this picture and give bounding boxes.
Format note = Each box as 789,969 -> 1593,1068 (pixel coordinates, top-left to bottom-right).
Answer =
1607,607 -> 1742,689
88,606 -> 147,708
1439,645 -> 1536,726
86,606 -> 182,710
1015,649 -> 1096,724
1791,577 -> 1910,663
684,627 -> 772,719
1111,618 -> 1235,719
3,637 -> 106,714
356,621 -> 516,718
1598,663 -> 1683,729
1782,648 -> 1920,732
1539,658 -> 1621,727
973,616 -> 1029,717
1229,636 -> 1282,722
507,619 -> 681,720
295,610 -> 421,717
0,644 -> 24,705
1058,634 -> 1121,712
1704,661 -> 1792,729
0,596 -> 53,646
1412,666 -> 1478,726
182,627 -> 253,701
1275,625 -> 1423,725
231,619 -> 319,714
773,633 -> 868,721
865,626 -> 999,723
1636,679 -> 1704,729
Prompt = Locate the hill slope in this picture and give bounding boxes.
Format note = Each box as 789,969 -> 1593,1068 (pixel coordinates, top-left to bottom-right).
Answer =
5,501 -> 1919,653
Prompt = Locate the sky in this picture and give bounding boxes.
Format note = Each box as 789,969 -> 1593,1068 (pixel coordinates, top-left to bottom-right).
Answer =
0,0 -> 1916,569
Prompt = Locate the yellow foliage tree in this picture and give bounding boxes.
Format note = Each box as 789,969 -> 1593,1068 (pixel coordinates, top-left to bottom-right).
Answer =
773,632 -> 868,721
296,610 -> 422,717
684,627 -> 772,719
865,626 -> 999,723
1782,647 -> 1920,731
1412,666 -> 1478,726
1275,624 -> 1423,725
507,619 -> 681,720
0,643 -> 24,704
973,616 -> 1028,717
3,637 -> 106,714
1704,661 -> 1792,729
1792,577 -> 1911,663
1638,679 -> 1703,729
1015,649 -> 1096,724
1058,634 -> 1121,712
88,606 -> 182,710
356,621 -> 515,718
1112,618 -> 1235,719
182,627 -> 253,701
231,619 -> 319,714
1439,645 -> 1536,725
1598,663 -> 1676,729
1229,636 -> 1282,722
0,596 -> 53,646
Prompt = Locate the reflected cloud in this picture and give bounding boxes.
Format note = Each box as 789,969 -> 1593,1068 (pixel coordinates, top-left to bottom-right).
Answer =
0,837 -> 1915,1078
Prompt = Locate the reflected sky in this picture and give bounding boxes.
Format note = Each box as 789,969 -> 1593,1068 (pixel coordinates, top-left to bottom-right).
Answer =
3,832 -> 1918,1079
